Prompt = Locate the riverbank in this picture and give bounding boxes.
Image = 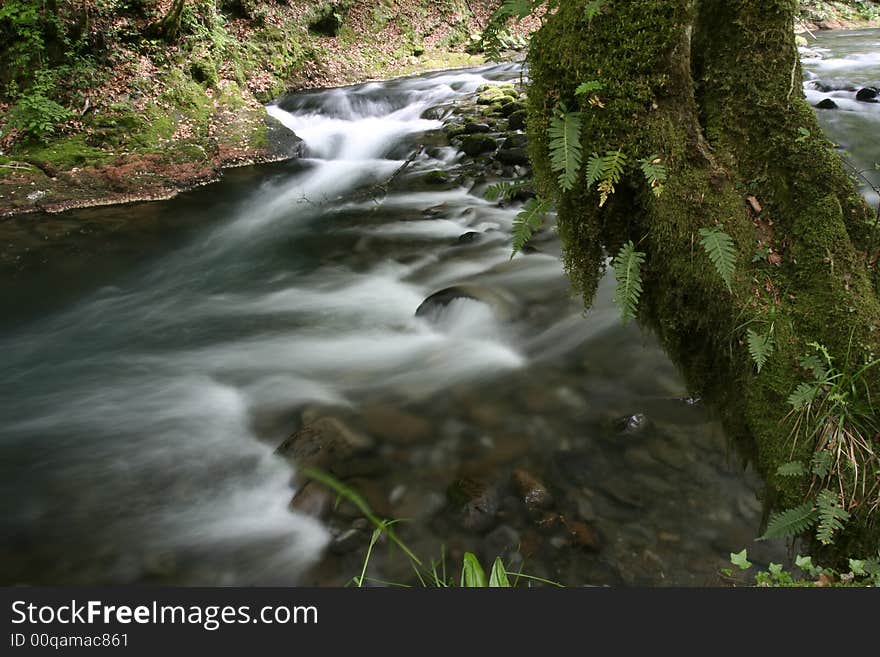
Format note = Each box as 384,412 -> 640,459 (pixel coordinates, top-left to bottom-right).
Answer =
0,1 -> 538,218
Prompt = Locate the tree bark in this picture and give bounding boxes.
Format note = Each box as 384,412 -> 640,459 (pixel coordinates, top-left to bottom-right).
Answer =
526,0 -> 880,555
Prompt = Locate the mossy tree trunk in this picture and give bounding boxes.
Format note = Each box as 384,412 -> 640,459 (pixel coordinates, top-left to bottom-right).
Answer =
526,0 -> 880,556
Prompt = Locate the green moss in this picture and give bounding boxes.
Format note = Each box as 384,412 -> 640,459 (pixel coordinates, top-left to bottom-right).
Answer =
19,134 -> 114,169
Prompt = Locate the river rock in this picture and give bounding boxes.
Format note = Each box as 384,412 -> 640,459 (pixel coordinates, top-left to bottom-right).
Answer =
613,413 -> 651,436
565,519 -> 602,552
447,476 -> 500,533
456,231 -> 481,245
360,404 -> 432,444
815,98 -> 838,110
328,526 -> 368,555
507,110 -> 527,131
415,284 -> 517,321
511,468 -> 554,511
499,100 -> 525,117
495,148 -> 530,166
855,87 -> 879,102
464,122 -> 493,134
289,481 -> 333,519
460,133 -> 497,156
276,416 -> 374,478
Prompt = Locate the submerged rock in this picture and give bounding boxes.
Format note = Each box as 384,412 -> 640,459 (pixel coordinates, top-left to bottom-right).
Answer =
360,405 -> 432,444
276,416 -> 374,478
415,284 -> 517,321
815,98 -> 838,110
447,476 -> 500,533
855,87 -> 879,103
511,468 -> 554,511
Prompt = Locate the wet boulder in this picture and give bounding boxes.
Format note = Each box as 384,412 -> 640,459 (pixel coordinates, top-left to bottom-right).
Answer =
815,98 -> 838,110
460,133 -> 498,156
464,122 -> 493,134
276,416 -> 375,479
511,468 -> 554,511
415,284 -> 517,321
855,87 -> 879,103
495,148 -> 530,167
507,109 -> 527,131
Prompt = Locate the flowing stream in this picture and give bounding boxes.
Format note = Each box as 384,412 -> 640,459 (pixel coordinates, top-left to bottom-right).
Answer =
1,30 -> 878,586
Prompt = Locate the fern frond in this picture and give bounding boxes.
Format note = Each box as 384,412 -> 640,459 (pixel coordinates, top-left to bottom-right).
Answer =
585,152 -> 604,188
799,354 -> 828,381
584,0 -> 604,21
511,197 -> 551,257
575,80 -> 605,96
602,150 -> 627,183
548,110 -> 583,191
698,226 -> 737,292
776,461 -> 806,477
811,449 -> 833,478
597,179 -> 615,207
787,381 -> 820,410
759,503 -> 818,541
485,181 -> 525,202
639,155 -> 667,197
612,241 -> 646,324
816,489 -> 850,545
747,328 -> 775,373
497,0 -> 539,21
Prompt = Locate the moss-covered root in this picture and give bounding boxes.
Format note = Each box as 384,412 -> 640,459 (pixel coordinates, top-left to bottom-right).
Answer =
526,0 -> 880,556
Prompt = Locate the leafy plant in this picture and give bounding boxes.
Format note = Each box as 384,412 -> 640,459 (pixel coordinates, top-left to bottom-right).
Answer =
511,197 -> 552,257
729,549 -> 880,587
746,327 -> 775,373
760,502 -> 818,541
485,180 -> 526,202
698,226 -> 737,292
611,240 -> 646,324
584,0 -> 605,22
548,108 -> 583,191
816,488 -> 850,546
574,80 -> 605,96
586,150 -> 627,207
638,155 -> 667,197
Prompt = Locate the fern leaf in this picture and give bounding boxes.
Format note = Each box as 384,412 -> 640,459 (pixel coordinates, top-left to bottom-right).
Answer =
602,150 -> 627,183
776,461 -> 806,477
584,0 -> 604,21
698,226 -> 737,292
612,241 -> 646,324
548,110 -> 583,191
511,197 -> 551,257
597,179 -> 615,207
747,328 -> 775,373
485,181 -> 525,202
799,354 -> 828,381
816,489 -> 850,546
787,381 -> 819,410
585,152 -> 604,188
497,0 -> 539,20
811,449 -> 833,479
759,503 -> 818,541
639,155 -> 667,197
575,80 -> 605,96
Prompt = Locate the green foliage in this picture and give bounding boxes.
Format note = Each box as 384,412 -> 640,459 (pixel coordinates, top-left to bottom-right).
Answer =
583,0 -> 605,22
511,197 -> 551,257
746,327 -> 774,373
460,552 -> 488,587
7,70 -> 72,142
698,226 -> 737,292
548,108 -> 583,191
638,155 -> 667,197
611,241 -> 645,325
574,80 -> 604,96
585,150 -> 627,206
485,180 -> 526,202
816,489 -> 850,546
776,460 -> 806,477
730,549 -> 752,570
488,558 -> 511,587
759,502 -> 819,541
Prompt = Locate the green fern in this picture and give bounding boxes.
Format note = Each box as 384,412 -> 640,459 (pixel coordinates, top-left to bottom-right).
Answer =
548,109 -> 583,192
811,449 -> 833,479
612,241 -> 646,324
747,328 -> 775,373
485,180 -> 525,202
511,197 -> 551,257
816,489 -> 850,545
584,150 -> 627,206
698,226 -> 737,292
574,80 -> 605,96
639,155 -> 667,197
776,461 -> 806,477
584,0 -> 604,21
759,502 -> 818,541
497,0 -> 540,20
787,381 -> 820,410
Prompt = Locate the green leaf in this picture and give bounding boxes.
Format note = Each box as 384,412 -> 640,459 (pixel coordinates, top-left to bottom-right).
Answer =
816,489 -> 850,546
787,381 -> 820,410
497,0 -> 539,21
698,226 -> 737,292
511,197 -> 551,257
776,461 -> 806,477
585,152 -> 605,188
768,562 -> 784,577
488,557 -> 511,587
638,155 -> 667,197
612,240 -> 646,324
584,0 -> 604,21
811,450 -> 833,478
759,503 -> 818,540
485,180 -> 525,202
548,110 -> 583,191
575,80 -> 605,96
730,549 -> 752,570
849,558 -> 867,576
799,354 -> 828,381
746,328 -> 775,373
461,552 -> 488,587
